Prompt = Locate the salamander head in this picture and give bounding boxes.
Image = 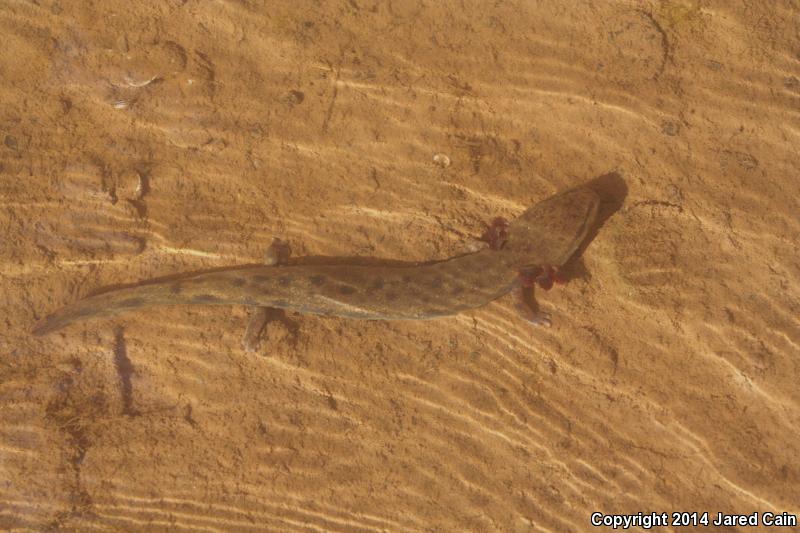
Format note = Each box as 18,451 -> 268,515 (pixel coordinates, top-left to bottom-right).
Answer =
502,186 -> 599,269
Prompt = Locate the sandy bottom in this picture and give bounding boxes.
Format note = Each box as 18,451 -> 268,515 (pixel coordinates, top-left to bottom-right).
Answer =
2,1 -> 799,531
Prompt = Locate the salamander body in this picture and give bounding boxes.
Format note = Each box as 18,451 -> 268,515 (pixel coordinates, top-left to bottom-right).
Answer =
32,185 -> 599,336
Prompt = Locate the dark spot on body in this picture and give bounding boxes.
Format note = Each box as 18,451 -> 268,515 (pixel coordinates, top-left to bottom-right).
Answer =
402,274 -> 413,283
370,278 -> 385,290
119,298 -> 145,308
170,283 -> 183,294
310,275 -> 326,286
253,274 -> 270,282
339,285 -> 357,295
428,276 -> 444,288
386,292 -> 398,300
451,285 -> 464,294
192,294 -> 222,304
279,275 -> 292,286
70,307 -> 92,318
230,278 -> 246,287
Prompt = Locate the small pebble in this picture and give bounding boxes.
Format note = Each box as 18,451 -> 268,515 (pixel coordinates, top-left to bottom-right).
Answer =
433,153 -> 451,168
124,74 -> 159,88
117,169 -> 144,201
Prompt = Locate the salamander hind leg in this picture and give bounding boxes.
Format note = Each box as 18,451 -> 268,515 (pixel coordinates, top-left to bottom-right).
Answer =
242,238 -> 291,352
243,306 -> 270,352
263,237 -> 291,266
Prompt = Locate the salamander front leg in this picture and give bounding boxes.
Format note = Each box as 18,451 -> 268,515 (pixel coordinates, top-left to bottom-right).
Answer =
514,285 -> 551,327
242,238 -> 291,352
480,217 -> 510,250
514,266 -> 563,327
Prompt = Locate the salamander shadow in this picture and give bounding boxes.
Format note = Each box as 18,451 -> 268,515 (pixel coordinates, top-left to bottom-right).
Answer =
559,171 -> 628,282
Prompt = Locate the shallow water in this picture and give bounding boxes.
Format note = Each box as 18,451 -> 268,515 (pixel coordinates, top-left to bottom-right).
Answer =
1,1 -> 799,530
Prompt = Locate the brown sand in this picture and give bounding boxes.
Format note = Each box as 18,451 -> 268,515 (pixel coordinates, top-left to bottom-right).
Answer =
2,1 -> 799,531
